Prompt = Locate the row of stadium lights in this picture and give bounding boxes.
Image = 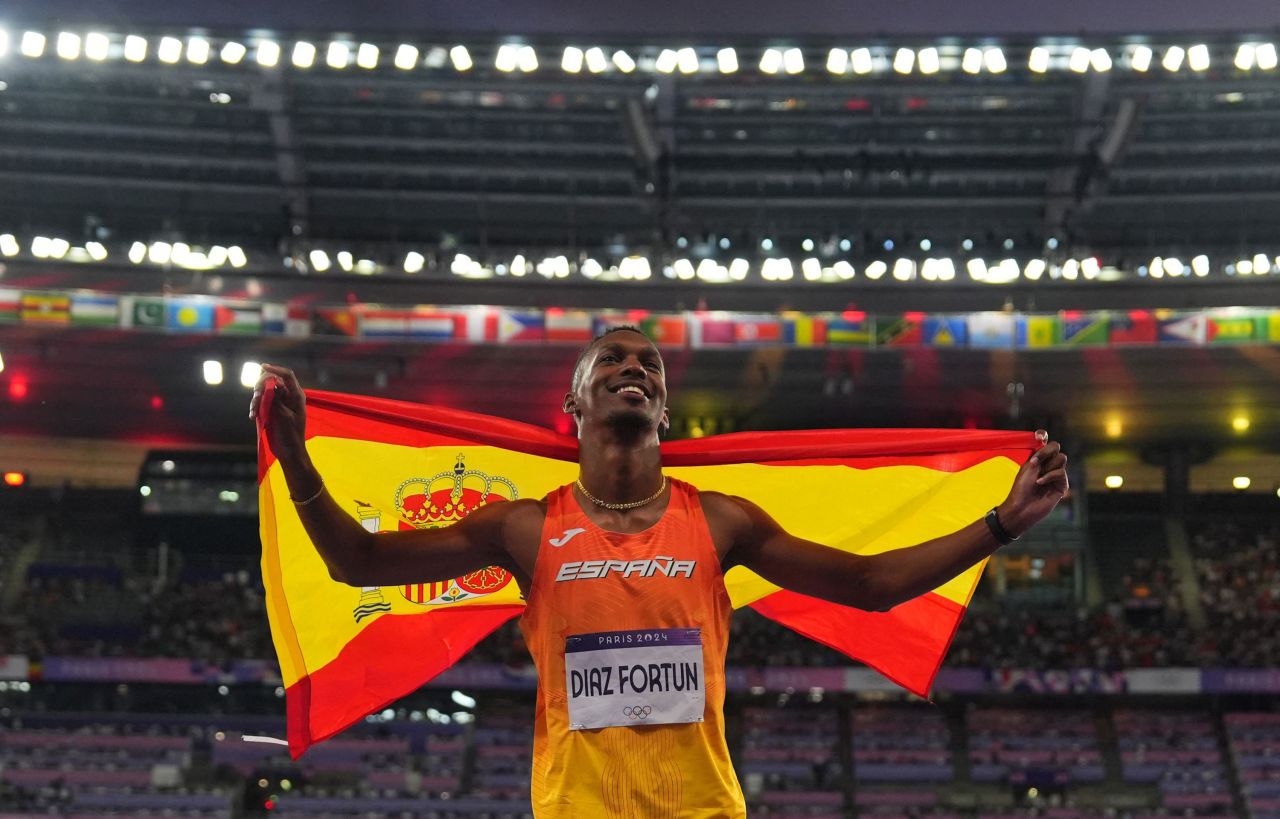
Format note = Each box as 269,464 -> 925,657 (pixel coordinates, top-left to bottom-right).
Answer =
1104,474 -> 1279,495
1,29 -> 1278,75
5,233 -> 1280,283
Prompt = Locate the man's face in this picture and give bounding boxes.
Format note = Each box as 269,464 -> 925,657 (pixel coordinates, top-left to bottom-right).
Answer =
565,330 -> 669,435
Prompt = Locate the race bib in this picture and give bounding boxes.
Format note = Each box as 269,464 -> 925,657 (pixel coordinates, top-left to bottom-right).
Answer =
565,628 -> 705,731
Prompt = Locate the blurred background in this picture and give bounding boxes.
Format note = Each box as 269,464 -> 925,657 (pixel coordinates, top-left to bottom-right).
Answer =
2,0 -> 1280,816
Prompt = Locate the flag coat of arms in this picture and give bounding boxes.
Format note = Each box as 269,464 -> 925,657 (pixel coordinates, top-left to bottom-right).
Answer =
259,391 -> 1034,757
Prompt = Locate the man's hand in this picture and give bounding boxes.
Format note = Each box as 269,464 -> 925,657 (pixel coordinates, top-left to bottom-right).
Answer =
249,363 -> 308,467
996,430 -> 1069,538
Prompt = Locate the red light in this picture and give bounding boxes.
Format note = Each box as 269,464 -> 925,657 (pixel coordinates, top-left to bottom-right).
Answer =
150,395 -> 164,410
903,311 -> 926,323
1128,309 -> 1150,321
3,472 -> 26,487
1062,310 -> 1083,321
263,799 -> 276,811
8,379 -> 28,400
842,310 -> 866,322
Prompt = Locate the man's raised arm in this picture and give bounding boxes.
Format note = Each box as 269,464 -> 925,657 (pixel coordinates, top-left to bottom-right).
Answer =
250,364 -> 521,587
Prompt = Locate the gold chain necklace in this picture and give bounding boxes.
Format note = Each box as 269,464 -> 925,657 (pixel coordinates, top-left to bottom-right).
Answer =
575,475 -> 667,511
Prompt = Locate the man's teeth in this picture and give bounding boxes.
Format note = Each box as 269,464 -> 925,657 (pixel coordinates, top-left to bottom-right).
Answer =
618,386 -> 644,396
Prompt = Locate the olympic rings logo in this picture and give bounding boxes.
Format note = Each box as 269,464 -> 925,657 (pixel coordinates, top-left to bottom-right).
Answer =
623,705 -> 653,719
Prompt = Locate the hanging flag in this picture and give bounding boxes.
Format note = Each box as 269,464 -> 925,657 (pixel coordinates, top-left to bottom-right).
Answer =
967,314 -> 1016,349
20,292 -> 70,325
216,303 -> 265,334
119,295 -> 165,329
1269,312 -> 1280,343
259,390 -> 1034,757
286,304 -> 313,338
690,316 -> 737,347
360,309 -> 464,341
1017,315 -> 1060,349
1109,311 -> 1158,345
781,315 -> 827,347
734,316 -> 784,344
262,304 -> 288,335
923,316 -> 968,347
1157,313 -> 1207,344
639,315 -> 688,348
544,311 -> 594,342
0,289 -> 22,323
877,315 -> 925,346
1060,315 -> 1110,346
1206,313 -> 1265,344
68,293 -> 120,328
167,300 -> 216,332
826,315 -> 873,346
479,310 -> 544,343
312,307 -> 359,337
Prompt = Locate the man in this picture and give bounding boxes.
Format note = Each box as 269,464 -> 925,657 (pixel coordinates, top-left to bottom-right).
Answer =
251,326 -> 1067,818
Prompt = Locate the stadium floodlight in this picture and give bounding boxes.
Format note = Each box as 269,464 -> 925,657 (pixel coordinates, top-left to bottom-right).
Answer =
1105,475 -> 1124,489
729,258 -> 750,280
892,48 -> 914,74
1187,43 -> 1210,71
580,258 -> 603,278
336,251 -> 353,272
1237,258 -> 1254,275
1235,43 -> 1256,70
1128,44 -> 1152,71
445,45 -> 469,71
609,49 -> 635,73
517,45 -> 537,72
1028,46 -> 1050,73
1233,476 -> 1251,490
917,47 -> 940,74
984,47 -> 1007,73
920,258 -> 939,281
30,236 -> 51,258
1091,48 -> 1112,72
832,260 -> 855,279
84,32 -> 109,60
226,245 -> 247,268
186,36 -> 210,64
21,31 -> 46,58
1257,43 -> 1278,70
651,47 -> 677,73
864,260 -> 887,279
1161,45 -> 1185,71
495,44 -> 527,71
291,41 -> 316,68
677,46 -> 699,74
393,43 -> 419,69
801,258 -> 822,280
1232,415 -> 1250,432
561,45 -> 583,73
1063,258 -> 1082,279
1149,256 -> 1165,278
1253,253 -> 1272,274
47,237 -> 68,258
147,241 -> 172,264
758,47 -> 783,74
127,241 -> 146,263
961,47 -> 982,74
356,43 -> 378,69
85,241 -> 108,261
309,249 -> 331,272
207,246 -> 228,266
672,258 -> 695,280
56,32 -> 81,60
1023,259 -> 1046,280
892,258 -> 915,280
1081,257 -> 1101,278
1068,46 -> 1090,73
851,47 -> 874,74
0,234 -> 17,256
403,251 -> 425,273
826,47 -> 848,74
774,259 -> 794,280
782,47 -> 804,74
220,41 -> 246,64
240,362 -> 261,389
170,242 -> 190,266
1191,254 -> 1210,276
255,40 -> 280,67
508,254 -> 527,276
326,42 -> 349,69
584,47 -> 607,73
157,36 -> 181,63
696,259 -> 727,282
203,360 -> 224,386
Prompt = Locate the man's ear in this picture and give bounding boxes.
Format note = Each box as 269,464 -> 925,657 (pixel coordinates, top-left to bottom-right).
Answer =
660,408 -> 670,435
562,392 -> 578,416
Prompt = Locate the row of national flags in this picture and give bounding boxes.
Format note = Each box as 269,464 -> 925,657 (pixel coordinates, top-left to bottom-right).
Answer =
3,288 -> 1280,350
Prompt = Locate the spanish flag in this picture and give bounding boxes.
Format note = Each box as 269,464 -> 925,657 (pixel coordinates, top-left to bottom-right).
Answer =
259,390 -> 1034,757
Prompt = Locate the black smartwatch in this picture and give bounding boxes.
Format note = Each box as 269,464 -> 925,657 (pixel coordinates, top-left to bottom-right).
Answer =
984,507 -> 1020,546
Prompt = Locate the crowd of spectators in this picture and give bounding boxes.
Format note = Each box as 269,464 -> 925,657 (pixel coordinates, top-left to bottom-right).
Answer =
1191,521 -> 1280,667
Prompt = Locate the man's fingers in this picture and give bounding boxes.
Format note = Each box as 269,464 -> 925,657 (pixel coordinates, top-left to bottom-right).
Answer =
1035,468 -> 1069,487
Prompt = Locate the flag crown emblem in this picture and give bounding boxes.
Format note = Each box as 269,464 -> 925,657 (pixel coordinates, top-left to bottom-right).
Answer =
395,453 -> 518,527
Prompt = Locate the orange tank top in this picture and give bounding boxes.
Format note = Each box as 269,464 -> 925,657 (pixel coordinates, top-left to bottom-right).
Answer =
519,478 -> 745,818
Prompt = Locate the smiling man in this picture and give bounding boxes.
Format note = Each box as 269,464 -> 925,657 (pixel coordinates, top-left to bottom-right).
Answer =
251,325 -> 1068,819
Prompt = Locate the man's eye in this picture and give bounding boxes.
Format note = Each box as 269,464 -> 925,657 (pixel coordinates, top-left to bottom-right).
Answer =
644,362 -> 660,371
600,355 -> 617,363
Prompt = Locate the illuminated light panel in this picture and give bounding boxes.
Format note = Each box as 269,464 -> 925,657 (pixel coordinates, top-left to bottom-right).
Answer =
892,258 -> 915,280
1254,253 -> 1272,274
1106,418 -> 1123,439
186,36 -> 210,64
356,42 -> 378,69
917,47 -> 940,75
240,362 -> 261,389
677,47 -> 699,74
1257,43 -> 1278,70
984,47 -> 1007,73
758,47 -> 782,74
1023,258 -> 1046,280
326,41 -> 350,69
0,234 -> 18,256
782,47 -> 804,74
672,258 -> 695,280
561,45 -> 583,73
826,47 -> 849,74
309,250 -> 331,272
255,40 -> 280,67
1081,257 -> 1101,279
1129,45 -> 1153,71
1091,48 -> 1112,71
1233,475 -> 1251,490
203,360 -> 224,386
3,471 -> 24,487
85,241 -> 107,261
1104,475 -> 1124,489
715,47 -> 738,74
1162,45 -> 1185,71
892,47 -> 914,74
56,32 -> 82,60
961,47 -> 983,74
403,251 -> 425,273
1068,46 -> 1091,73
20,31 -> 46,58
84,32 -> 109,61
128,242 -> 146,263
1187,43 -> 1210,71
864,260 -> 887,279
226,246 -> 247,268
851,47 -> 874,74
584,47 -> 608,73
612,50 -> 636,73
580,258 -> 603,278
1191,254 -> 1210,276
516,45 -> 537,72
1149,256 -> 1165,278
728,258 -> 750,280
801,258 -> 822,280
1028,46 -> 1050,73
966,258 -> 987,280
220,41 -> 247,64
833,260 -> 855,279
291,41 -> 316,68
1232,414 -> 1250,432
0,350 -> 4,373
1235,43 -> 1256,70
156,36 -> 182,63
393,44 -> 419,70
448,45 -> 471,71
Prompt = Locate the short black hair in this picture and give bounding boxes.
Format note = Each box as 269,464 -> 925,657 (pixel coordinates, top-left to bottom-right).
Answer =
570,325 -> 653,394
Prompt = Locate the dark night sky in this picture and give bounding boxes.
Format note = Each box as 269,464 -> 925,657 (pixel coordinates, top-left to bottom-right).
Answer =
5,0 -> 1280,37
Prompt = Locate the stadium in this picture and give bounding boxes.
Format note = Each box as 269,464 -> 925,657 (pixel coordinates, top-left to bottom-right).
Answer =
2,0 -> 1280,816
